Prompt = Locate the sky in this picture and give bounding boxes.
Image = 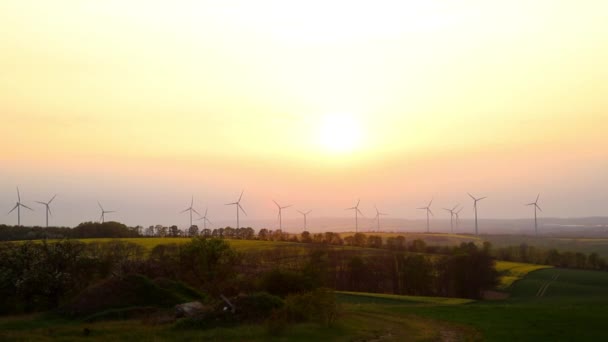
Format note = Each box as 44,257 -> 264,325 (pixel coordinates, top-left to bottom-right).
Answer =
1,0 -> 607,229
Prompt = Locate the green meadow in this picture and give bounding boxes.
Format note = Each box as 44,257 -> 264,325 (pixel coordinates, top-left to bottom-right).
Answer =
2,237 -> 607,340
3,267 -> 606,341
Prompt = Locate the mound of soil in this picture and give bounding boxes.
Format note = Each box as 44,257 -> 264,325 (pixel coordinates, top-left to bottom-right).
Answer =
62,274 -> 202,317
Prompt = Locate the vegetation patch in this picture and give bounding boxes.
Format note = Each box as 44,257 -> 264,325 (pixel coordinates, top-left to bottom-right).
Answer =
495,261 -> 552,289
62,274 -> 202,317
336,291 -> 474,305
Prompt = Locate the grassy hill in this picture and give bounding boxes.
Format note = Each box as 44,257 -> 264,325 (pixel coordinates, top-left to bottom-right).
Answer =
1,259 -> 607,340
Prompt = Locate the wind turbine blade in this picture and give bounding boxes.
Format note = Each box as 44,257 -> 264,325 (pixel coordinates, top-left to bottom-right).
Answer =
8,204 -> 19,214
48,207 -> 53,217
478,197 -> 487,201
357,208 -> 365,217
204,207 -> 208,217
98,202 -> 104,211
17,187 -> 20,202
345,207 -> 356,210
192,208 -> 201,216
191,196 -> 194,207
467,192 -> 475,200
297,210 -> 305,215
535,193 -> 540,203
226,202 -> 237,206
22,204 -> 34,211
238,190 -> 244,202
238,204 -> 247,216
49,194 -> 57,204
525,203 -> 535,206
536,204 -> 542,212
106,210 -> 116,213
306,210 -> 312,215
428,198 -> 433,207
456,208 -> 463,214
356,199 -> 360,207
205,218 -> 213,225
452,204 -> 460,211
273,200 -> 280,208
35,201 -> 46,205
283,205 -> 293,209
428,208 -> 434,216
443,208 -> 451,212
416,207 -> 427,210
180,208 -> 190,213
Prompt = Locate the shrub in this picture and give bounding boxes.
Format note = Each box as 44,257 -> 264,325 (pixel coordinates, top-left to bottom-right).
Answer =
233,292 -> 284,322
283,288 -> 339,327
257,269 -> 312,297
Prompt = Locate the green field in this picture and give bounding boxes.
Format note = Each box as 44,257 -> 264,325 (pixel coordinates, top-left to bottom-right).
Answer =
3,238 -> 607,340
484,234 -> 608,258
1,265 -> 607,340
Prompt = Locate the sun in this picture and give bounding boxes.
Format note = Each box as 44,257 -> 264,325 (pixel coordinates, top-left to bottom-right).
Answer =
318,113 -> 363,154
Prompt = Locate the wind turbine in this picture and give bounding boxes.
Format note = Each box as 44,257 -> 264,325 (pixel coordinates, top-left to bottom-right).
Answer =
526,193 -> 542,236
417,199 -> 434,233
273,200 -> 292,231
345,199 -> 364,233
181,196 -> 200,228
196,207 -> 212,230
468,193 -> 487,235
297,209 -> 312,231
373,205 -> 388,232
443,204 -> 459,234
8,187 -> 33,226
225,190 -> 246,228
454,207 -> 463,232
98,202 -> 116,223
35,194 -> 57,228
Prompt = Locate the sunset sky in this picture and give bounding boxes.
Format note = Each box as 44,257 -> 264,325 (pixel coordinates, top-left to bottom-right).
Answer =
1,1 -> 607,228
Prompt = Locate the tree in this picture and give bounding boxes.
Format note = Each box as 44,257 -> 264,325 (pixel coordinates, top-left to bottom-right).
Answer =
188,225 -> 199,237
258,229 -> 269,240
300,231 -> 312,243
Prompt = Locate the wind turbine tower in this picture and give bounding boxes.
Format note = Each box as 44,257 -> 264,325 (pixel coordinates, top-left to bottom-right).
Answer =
468,193 -> 487,235
196,207 -> 212,230
417,199 -> 434,233
297,209 -> 312,231
526,193 -> 542,236
345,199 -> 364,233
273,200 -> 292,231
181,196 -> 200,228
225,190 -> 246,228
8,187 -> 33,226
454,207 -> 463,232
373,205 -> 388,232
443,204 -> 459,234
98,202 -> 116,223
36,194 -> 57,228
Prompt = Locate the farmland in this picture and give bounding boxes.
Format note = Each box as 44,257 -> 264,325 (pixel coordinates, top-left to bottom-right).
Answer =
2,266 -> 607,340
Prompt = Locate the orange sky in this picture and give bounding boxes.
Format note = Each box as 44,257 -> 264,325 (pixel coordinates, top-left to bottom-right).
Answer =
1,1 -> 607,228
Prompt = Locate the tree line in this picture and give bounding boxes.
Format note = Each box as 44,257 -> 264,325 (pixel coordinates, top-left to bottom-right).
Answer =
0,237 -> 499,315
1,223 -> 606,272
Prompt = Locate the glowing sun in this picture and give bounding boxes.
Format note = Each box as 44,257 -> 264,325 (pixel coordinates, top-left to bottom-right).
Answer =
318,113 -> 363,154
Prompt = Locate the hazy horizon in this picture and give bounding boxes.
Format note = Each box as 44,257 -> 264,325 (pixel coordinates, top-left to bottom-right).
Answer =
2,1 -> 607,227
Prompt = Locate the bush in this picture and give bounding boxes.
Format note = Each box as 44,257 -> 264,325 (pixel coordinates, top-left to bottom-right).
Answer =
257,269 -> 312,297
233,292 -> 284,322
282,288 -> 339,327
